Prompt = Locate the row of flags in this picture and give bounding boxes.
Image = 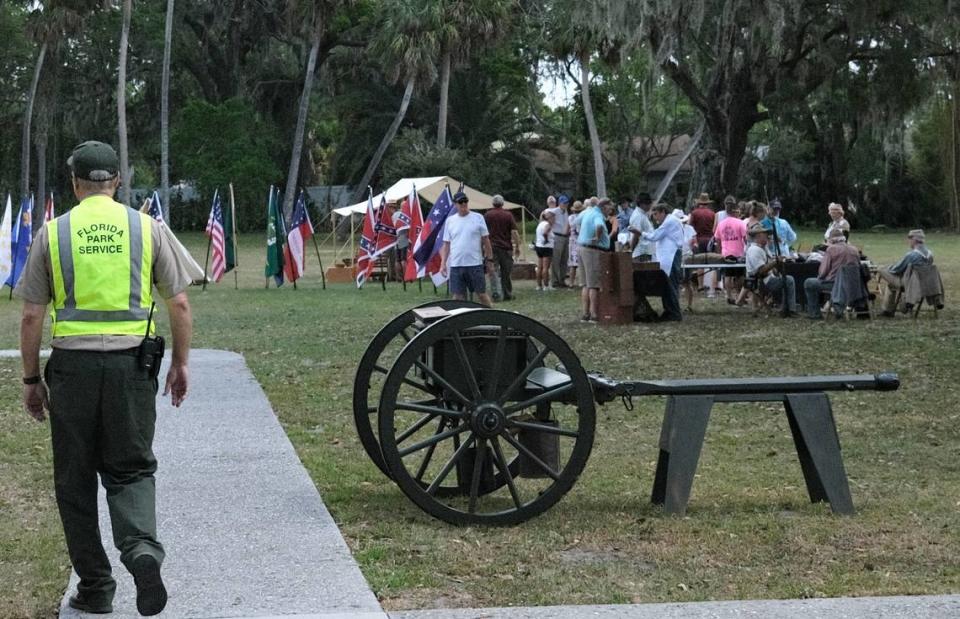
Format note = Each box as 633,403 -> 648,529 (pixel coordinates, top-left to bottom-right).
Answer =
1,194 -> 54,292
355,183 -> 457,288
0,183 -> 456,293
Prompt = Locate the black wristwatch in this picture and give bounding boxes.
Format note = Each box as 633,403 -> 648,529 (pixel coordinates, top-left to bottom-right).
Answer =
23,375 -> 41,385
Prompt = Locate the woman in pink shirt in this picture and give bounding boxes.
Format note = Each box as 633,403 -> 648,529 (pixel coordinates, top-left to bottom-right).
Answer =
714,202 -> 747,304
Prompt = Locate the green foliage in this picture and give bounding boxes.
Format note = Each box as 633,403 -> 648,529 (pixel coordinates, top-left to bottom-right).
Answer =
171,97 -> 282,231
381,127 -> 509,192
909,99 -> 954,226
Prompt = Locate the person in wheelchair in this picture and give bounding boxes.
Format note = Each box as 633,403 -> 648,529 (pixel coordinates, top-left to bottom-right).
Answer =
803,227 -> 863,319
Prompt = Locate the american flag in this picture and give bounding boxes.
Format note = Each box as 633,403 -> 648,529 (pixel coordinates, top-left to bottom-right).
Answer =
204,190 -> 226,282
410,185 -> 455,284
283,189 -> 314,282
145,191 -> 164,222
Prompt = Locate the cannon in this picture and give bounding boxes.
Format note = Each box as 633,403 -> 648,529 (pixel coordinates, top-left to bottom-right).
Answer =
354,303 -> 900,526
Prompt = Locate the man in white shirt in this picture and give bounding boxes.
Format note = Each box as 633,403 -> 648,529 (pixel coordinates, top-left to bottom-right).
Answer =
745,223 -> 797,315
440,191 -> 494,306
642,204 -> 684,321
628,192 -> 655,262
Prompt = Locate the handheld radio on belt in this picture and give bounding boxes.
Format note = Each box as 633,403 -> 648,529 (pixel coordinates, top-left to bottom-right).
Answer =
138,303 -> 165,379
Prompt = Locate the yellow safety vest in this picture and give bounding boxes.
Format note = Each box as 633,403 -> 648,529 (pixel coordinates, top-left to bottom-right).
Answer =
47,195 -> 154,338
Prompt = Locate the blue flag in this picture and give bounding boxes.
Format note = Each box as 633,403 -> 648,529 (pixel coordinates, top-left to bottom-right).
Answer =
5,196 -> 33,290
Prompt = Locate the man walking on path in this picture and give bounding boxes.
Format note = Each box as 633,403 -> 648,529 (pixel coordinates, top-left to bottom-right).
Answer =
547,195 -> 570,287
484,194 -> 520,300
16,141 -> 193,617
440,191 -> 495,306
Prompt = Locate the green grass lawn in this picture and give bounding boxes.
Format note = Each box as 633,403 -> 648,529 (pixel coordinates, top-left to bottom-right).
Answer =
1,228 -> 958,616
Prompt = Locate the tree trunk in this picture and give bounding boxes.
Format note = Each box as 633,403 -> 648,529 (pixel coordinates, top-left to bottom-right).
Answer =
352,76 -> 416,203
20,42 -> 47,200
437,50 -> 451,148
282,19 -> 322,218
117,0 -> 132,205
579,52 -> 606,197
653,122 -> 703,205
35,127 -> 47,228
949,68 -> 960,233
160,0 -> 175,222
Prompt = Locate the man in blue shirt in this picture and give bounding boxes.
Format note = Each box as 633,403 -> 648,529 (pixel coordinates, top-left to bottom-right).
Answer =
760,199 -> 797,258
879,229 -> 934,316
576,198 -> 610,322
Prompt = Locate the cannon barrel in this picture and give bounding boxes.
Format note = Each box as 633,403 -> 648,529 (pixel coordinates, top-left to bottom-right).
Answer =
590,372 -> 900,403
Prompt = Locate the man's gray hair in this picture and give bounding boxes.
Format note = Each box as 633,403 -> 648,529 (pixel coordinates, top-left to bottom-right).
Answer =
492,194 -> 504,207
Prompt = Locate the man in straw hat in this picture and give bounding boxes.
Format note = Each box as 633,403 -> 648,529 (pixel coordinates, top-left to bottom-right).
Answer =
803,227 -> 861,319
879,229 -> 934,317
744,222 -> 797,315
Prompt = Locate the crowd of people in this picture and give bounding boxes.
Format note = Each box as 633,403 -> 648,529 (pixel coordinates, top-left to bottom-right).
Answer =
437,188 -> 941,324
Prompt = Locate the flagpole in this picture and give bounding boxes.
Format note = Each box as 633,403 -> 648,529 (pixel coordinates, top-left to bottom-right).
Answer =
229,183 -> 239,290
202,234 -> 212,292
311,234 -> 326,289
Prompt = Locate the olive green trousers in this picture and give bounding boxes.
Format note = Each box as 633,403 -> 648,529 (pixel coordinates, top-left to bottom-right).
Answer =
46,348 -> 165,603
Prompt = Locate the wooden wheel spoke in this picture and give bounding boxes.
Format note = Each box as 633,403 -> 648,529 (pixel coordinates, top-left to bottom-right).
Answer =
491,436 -> 522,509
504,383 -> 573,415
499,344 -> 549,405
485,326 -> 507,400
451,332 -> 482,400
398,423 -> 468,458
415,417 -> 446,482
507,419 -> 579,438
396,413 -> 438,445
501,432 -> 561,481
395,401 -> 466,419
426,434 -> 476,496
414,360 -> 472,407
468,439 -> 487,514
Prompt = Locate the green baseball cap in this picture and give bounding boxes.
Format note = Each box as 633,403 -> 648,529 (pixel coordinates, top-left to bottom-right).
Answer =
67,141 -> 119,181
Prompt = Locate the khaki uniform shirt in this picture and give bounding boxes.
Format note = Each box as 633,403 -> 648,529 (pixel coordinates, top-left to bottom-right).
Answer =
14,203 -> 191,351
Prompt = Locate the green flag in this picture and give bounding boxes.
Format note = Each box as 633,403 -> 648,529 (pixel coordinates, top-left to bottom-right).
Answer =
265,186 -> 285,286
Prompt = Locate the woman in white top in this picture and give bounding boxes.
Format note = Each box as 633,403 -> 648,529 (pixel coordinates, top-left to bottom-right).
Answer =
535,210 -> 555,290
824,202 -> 850,242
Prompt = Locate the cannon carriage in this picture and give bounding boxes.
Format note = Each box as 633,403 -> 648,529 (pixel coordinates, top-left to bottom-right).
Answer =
353,303 -> 900,526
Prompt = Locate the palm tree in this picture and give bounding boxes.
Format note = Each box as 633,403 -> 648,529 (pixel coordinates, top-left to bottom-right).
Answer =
538,0 -> 609,196
19,39 -> 46,202
578,50 -> 606,198
117,0 -> 132,205
350,0 -> 441,202
281,0 -> 342,217
160,0 -> 175,222
20,1 -> 94,207
434,0 -> 510,148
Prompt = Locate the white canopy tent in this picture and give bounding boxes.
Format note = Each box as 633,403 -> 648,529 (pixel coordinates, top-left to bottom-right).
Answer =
328,176 -> 530,265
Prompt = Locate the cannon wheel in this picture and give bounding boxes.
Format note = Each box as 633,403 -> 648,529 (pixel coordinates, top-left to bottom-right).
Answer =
378,309 -> 596,526
353,300 -> 485,479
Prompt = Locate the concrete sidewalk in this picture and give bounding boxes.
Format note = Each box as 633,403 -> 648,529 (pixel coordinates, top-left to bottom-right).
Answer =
390,595 -> 960,618
56,349 -> 384,619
